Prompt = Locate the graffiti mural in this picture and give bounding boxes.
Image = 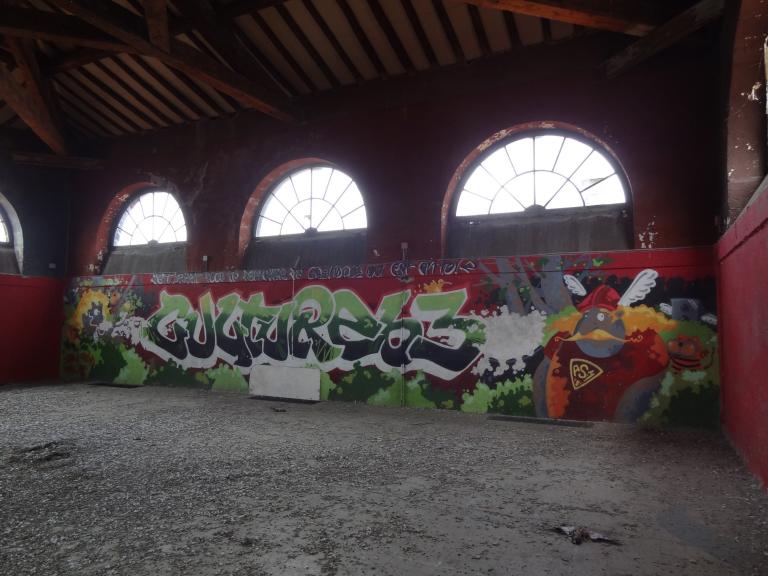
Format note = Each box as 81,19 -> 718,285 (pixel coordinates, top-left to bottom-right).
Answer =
61,250 -> 720,427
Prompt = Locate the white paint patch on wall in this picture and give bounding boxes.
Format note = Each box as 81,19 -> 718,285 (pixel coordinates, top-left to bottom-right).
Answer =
249,365 -> 321,401
471,307 -> 546,376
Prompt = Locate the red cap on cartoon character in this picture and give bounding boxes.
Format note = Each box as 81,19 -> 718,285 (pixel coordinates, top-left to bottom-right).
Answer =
577,285 -> 620,312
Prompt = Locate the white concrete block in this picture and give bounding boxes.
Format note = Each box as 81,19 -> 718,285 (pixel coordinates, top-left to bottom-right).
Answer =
248,365 -> 321,401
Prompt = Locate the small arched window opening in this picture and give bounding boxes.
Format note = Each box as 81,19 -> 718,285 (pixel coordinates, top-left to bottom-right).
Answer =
103,190 -> 188,274
447,127 -> 632,257
0,194 -> 22,274
247,164 -> 367,268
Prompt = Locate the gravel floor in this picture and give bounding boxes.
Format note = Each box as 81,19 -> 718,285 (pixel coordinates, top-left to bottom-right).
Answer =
1,383 -> 766,576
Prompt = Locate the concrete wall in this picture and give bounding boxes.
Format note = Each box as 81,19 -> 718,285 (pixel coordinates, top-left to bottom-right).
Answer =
67,34 -> 722,276
0,275 -> 64,384
718,187 -> 768,487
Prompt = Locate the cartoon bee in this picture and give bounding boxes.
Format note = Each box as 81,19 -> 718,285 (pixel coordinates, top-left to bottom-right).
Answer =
666,336 -> 713,373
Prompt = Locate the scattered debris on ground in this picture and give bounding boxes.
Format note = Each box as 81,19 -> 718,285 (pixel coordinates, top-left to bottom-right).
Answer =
1,383 -> 766,576
551,525 -> 621,545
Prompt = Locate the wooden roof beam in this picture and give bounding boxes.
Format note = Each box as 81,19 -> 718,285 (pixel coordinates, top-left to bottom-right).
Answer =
459,0 -> 659,37
0,61 -> 68,155
0,5 -> 137,52
143,0 -> 171,52
173,0 -> 288,96
46,0 -> 293,121
605,0 -> 725,77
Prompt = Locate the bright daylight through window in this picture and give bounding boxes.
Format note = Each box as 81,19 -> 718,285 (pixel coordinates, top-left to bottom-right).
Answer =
255,166 -> 366,237
455,133 -> 626,216
113,191 -> 187,247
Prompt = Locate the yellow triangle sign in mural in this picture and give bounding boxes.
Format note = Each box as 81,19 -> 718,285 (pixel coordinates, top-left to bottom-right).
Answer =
569,358 -> 604,390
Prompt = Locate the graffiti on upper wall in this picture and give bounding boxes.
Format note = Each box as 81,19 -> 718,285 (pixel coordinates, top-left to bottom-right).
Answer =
145,258 -> 478,286
62,250 -> 720,427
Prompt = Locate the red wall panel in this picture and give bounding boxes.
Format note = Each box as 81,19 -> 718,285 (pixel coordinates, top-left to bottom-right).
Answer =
718,190 -> 768,487
0,275 -> 64,385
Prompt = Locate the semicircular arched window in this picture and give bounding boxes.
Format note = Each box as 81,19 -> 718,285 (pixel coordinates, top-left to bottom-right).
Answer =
255,165 -> 367,237
0,210 -> 9,244
113,191 -> 187,247
455,132 -> 627,216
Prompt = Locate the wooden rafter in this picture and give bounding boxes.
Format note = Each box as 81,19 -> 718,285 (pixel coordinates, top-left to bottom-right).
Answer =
0,5 -> 136,53
2,37 -> 68,155
459,0 -> 658,37
172,0 -> 287,97
605,0 -> 725,77
45,0 -> 293,121
143,0 -> 170,52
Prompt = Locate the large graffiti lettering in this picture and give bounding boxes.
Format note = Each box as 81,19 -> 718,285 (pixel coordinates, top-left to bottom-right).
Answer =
106,287 -> 484,380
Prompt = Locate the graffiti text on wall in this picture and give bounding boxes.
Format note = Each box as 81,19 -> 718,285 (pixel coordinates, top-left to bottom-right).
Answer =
104,287 -> 483,379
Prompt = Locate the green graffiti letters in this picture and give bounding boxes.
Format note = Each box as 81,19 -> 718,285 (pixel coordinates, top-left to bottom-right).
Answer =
139,287 -> 483,378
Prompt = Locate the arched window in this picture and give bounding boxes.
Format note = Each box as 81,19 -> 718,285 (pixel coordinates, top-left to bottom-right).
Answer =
103,189 -> 188,274
0,209 -> 9,244
255,165 -> 366,237
456,133 -> 626,216
447,127 -> 632,257
0,194 -> 21,274
113,191 -> 187,246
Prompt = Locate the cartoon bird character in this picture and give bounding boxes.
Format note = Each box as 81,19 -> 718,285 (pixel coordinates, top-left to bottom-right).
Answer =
533,270 -> 670,423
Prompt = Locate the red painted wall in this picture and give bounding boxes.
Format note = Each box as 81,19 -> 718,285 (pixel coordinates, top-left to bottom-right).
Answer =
718,188 -> 768,487
68,35 -> 721,275
0,275 -> 64,385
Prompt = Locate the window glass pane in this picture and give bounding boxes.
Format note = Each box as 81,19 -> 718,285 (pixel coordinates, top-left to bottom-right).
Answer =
255,165 -> 366,237
317,208 -> 343,231
281,212 -> 305,235
455,132 -> 627,218
505,137 -> 534,173
534,171 -> 568,206
582,174 -> 626,205
0,213 -> 8,243
311,167 -> 333,199
547,182 -> 583,209
534,135 -> 564,171
456,191 -> 491,216
256,217 -> 281,237
261,195 -> 288,223
463,165 -> 502,200
490,191 -> 524,214
554,138 -> 593,177
504,173 -> 534,209
324,170 -> 353,204
343,205 -> 367,229
290,169 -> 312,201
112,191 -> 186,246
481,148 -> 515,183
571,152 -> 615,190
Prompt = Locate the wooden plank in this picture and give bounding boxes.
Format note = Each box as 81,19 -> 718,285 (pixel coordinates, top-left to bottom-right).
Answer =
173,0 -> 283,97
460,0 -> 657,37
367,0 -> 414,72
467,4 -> 491,56
432,0 -> 464,62
46,0 -> 294,121
0,5 -> 136,52
301,0 -> 363,81
144,0 -> 170,52
3,38 -> 68,154
400,0 -> 438,67
275,3 -> 340,87
606,0 -> 725,77
337,0 -> 387,76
